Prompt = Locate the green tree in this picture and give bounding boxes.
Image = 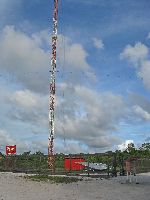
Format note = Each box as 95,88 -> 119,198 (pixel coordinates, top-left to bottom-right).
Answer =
140,143 -> 150,151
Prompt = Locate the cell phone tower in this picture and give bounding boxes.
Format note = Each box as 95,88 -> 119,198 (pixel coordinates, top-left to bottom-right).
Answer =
48,0 -> 58,172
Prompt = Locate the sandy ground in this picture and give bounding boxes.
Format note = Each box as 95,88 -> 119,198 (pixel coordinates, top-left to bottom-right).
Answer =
0,172 -> 149,200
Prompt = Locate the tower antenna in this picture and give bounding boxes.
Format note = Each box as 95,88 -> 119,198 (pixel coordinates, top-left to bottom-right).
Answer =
48,0 -> 58,172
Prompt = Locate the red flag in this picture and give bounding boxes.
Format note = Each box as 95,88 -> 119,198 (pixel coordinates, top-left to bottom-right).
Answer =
6,145 -> 16,155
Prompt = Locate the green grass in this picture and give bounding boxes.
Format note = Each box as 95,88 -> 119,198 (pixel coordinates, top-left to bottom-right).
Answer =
24,175 -> 82,184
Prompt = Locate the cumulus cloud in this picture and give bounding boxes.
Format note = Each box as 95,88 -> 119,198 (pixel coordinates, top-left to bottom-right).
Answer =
7,89 -> 48,128
138,60 -> 150,90
0,128 -> 57,154
1,82 -> 126,151
0,26 -> 96,94
126,93 -> 150,125
129,93 -> 150,114
0,24 -> 101,152
0,130 -> 15,146
58,35 -> 96,81
34,139 -> 91,154
0,26 -> 132,153
92,37 -> 104,49
32,29 -> 49,48
118,140 -> 134,151
0,81 -> 134,153
120,42 -> 148,66
10,90 -> 39,109
0,26 -> 49,93
133,105 -> 150,121
58,36 -> 90,70
0,84 -> 48,134
0,129 -> 31,154
120,42 -> 150,90
55,85 -> 125,149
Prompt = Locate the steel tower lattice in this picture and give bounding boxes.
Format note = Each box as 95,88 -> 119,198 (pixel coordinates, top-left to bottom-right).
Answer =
48,0 -> 58,172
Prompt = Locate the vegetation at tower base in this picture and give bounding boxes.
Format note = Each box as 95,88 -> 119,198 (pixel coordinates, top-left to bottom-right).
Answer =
0,143 -> 149,175
24,174 -> 82,184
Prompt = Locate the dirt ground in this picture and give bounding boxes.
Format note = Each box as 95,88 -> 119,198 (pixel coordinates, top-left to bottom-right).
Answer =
0,172 -> 149,200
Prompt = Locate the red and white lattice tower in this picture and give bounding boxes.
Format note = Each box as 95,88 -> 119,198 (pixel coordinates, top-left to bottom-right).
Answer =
48,0 -> 58,172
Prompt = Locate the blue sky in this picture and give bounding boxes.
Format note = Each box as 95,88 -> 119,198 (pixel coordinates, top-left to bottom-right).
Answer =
0,0 -> 150,154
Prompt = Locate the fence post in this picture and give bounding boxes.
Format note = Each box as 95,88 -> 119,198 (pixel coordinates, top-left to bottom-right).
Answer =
107,163 -> 110,178
112,153 -> 117,177
87,160 -> 90,177
69,156 -> 72,173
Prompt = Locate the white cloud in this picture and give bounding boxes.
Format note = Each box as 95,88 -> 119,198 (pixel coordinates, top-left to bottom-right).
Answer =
0,130 -> 15,146
0,26 -> 49,93
32,139 -> 93,154
1,26 -> 148,153
55,85 -> 125,149
32,29 -> 49,48
0,87 -> 48,129
0,26 -> 96,93
138,60 -> 150,90
0,128 -> 57,154
2,83 -> 126,151
10,90 -> 39,109
120,42 -> 150,90
0,129 -> 31,154
1,82 -> 124,151
0,26 -> 134,153
127,93 -> 150,124
120,42 -> 148,67
92,37 -> 104,49
147,32 -> 150,39
0,79 -> 134,153
129,93 -> 150,114
66,43 -> 89,69
133,105 -> 150,121
58,35 -> 96,81
118,140 -> 134,151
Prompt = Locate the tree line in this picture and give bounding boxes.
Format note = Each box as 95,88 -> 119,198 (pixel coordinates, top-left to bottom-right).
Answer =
0,142 -> 149,174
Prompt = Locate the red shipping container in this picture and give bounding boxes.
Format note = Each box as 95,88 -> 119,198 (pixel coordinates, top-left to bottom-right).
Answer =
64,157 -> 85,171
6,145 -> 16,156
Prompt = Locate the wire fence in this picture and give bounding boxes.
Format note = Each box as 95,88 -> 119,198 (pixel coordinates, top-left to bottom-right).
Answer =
130,159 -> 150,174
0,154 -> 150,176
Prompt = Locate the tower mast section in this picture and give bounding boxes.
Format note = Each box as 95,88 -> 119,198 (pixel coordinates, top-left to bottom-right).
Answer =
48,0 -> 58,172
